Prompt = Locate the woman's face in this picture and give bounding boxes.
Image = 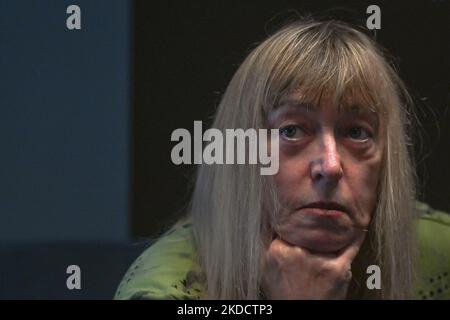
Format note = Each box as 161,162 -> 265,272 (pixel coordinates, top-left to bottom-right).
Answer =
268,92 -> 384,253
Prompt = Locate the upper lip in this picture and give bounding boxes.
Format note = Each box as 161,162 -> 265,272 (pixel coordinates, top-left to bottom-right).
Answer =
300,201 -> 348,213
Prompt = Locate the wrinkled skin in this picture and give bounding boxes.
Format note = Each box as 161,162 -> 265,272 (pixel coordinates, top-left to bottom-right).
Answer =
262,93 -> 383,299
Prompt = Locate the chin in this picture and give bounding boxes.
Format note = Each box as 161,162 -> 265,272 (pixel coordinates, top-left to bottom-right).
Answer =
281,228 -> 354,253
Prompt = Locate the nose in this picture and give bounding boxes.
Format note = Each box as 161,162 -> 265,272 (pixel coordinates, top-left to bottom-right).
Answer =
310,132 -> 343,184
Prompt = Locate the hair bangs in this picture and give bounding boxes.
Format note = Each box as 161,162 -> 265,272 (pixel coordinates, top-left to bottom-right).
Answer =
261,22 -> 391,120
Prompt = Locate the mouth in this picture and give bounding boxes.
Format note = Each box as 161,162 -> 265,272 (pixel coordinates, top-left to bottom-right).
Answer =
298,201 -> 349,217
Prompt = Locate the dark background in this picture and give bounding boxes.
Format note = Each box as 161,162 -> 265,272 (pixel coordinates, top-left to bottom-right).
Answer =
0,0 -> 134,298
132,0 -> 450,238
0,0 -> 448,299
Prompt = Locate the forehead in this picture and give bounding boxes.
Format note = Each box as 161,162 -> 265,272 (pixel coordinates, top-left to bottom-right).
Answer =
280,90 -> 378,114
267,94 -> 383,130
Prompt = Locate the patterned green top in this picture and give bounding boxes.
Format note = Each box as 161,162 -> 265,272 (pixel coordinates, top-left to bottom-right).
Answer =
115,202 -> 450,300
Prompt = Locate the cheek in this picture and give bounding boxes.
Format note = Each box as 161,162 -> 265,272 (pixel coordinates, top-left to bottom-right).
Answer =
348,156 -> 383,224
273,154 -> 308,202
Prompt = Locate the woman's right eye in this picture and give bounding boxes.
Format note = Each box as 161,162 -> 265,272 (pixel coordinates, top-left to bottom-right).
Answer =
279,125 -> 305,140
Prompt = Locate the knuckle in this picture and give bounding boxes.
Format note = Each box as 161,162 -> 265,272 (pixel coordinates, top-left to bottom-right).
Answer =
316,262 -> 335,277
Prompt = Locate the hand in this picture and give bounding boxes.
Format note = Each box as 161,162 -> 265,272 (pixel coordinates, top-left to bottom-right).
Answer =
261,232 -> 366,299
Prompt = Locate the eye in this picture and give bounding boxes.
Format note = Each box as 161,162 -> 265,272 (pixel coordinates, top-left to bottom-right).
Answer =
279,125 -> 305,140
347,127 -> 372,141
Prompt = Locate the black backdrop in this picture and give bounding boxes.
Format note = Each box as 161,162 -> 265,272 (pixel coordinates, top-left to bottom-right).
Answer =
131,0 -> 450,239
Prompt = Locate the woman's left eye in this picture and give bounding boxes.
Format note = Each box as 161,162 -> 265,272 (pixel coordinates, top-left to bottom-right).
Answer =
347,127 -> 372,141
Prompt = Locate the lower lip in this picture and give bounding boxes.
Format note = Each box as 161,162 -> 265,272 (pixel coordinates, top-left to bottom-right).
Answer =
298,207 -> 346,217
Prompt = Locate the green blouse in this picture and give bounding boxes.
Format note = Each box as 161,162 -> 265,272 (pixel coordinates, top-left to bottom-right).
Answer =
115,201 -> 450,300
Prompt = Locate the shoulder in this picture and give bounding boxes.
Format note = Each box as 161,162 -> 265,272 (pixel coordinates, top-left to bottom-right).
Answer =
415,201 -> 450,299
114,219 -> 206,300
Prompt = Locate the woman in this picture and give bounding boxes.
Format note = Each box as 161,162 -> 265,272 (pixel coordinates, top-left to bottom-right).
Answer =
115,18 -> 450,300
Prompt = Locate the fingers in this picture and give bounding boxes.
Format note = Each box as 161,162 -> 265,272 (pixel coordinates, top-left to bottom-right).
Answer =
262,234 -> 363,299
266,230 -> 366,270
263,237 -> 310,269
268,237 -> 304,257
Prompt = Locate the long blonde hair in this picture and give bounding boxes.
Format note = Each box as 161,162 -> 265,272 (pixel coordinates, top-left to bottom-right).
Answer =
188,18 -> 417,299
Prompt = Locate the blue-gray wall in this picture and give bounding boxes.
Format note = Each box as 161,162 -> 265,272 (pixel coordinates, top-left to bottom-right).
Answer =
0,1 -> 131,243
